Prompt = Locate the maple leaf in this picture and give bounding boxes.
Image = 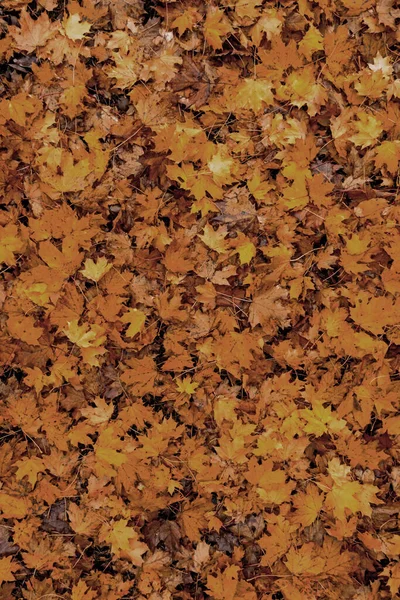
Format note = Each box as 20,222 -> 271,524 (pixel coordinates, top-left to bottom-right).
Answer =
0,491 -> 31,519
171,7 -> 202,35
108,52 -> 138,89
61,84 -> 88,119
0,92 -> 41,127
212,330 -> 259,379
100,520 -> 148,565
198,224 -> 229,253
120,356 -> 158,395
285,543 -> 325,576
80,257 -> 112,282
120,308 -> 146,338
141,50 -> 183,90
81,397 -> 113,425
64,14 -> 92,40
0,223 -> 25,265
0,556 -> 17,585
71,580 -> 98,600
179,499 -> 210,542
207,145 -> 237,186
232,232 -> 256,265
368,52 -> 393,77
321,537 -> 359,578
94,426 -> 127,476
39,152 -> 90,193
251,8 -> 283,45
291,485 -> 324,528
302,400 -> 347,436
259,515 -> 296,565
350,293 -> 400,335
176,377 -> 199,395
374,140 -> 400,175
382,562 -> 400,596
207,565 -> 239,600
62,320 -> 94,347
15,457 -> 45,487
282,66 -> 328,116
298,25 -> 323,60
322,458 -> 382,522
234,78 -> 274,113
68,503 -> 100,536
234,0 -> 262,19
204,6 -> 232,49
249,286 -> 291,333
349,113 -> 383,148
7,315 -> 44,346
11,9 -> 56,53
247,168 -> 274,200
167,162 -> 223,200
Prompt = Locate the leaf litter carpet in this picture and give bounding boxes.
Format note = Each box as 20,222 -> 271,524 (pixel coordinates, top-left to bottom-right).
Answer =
0,0 -> 400,599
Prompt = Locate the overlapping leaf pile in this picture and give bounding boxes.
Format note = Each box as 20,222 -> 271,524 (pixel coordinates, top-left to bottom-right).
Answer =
1,0 -> 400,598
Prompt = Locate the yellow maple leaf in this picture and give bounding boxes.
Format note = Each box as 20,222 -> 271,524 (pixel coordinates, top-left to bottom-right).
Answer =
100,520 -> 148,565
176,377 -> 199,395
247,168 -> 274,200
232,232 -> 256,265
298,25 -> 323,60
349,112 -> 383,149
0,92 -> 41,127
198,224 -> 229,253
251,8 -> 283,45
60,84 -> 87,118
108,52 -> 138,89
346,233 -> 371,255
120,308 -> 146,338
80,257 -> 112,282
204,6 -> 232,49
40,152 -> 90,193
235,78 -> 274,113
64,14 -> 92,41
302,401 -> 347,436
63,320 -> 106,348
207,145 -> 237,186
323,458 -> 382,522
282,66 -> 328,116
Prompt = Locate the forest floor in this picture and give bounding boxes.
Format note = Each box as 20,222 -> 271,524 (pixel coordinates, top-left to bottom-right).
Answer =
1,1 -> 400,599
